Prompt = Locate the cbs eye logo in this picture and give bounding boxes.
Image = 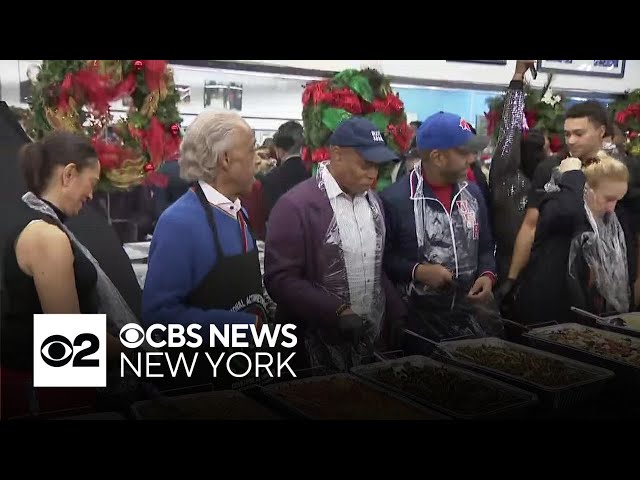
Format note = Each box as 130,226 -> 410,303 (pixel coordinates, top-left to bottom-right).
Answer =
40,333 -> 100,368
119,324 -> 146,349
33,314 -> 107,388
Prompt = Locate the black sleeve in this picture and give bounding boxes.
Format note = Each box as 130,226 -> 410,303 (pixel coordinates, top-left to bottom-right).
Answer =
566,238 -> 592,313
526,160 -> 555,210
536,170 -> 585,239
620,155 -> 640,235
615,205 -> 638,286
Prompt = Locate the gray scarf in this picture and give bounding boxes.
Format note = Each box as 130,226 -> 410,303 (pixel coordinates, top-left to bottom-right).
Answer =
568,194 -> 630,313
544,166 -> 562,193
22,192 -> 140,333
22,192 -> 143,399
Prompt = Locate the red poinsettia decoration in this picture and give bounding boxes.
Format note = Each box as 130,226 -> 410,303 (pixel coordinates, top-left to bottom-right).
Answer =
484,110 -> 500,136
302,80 -> 331,106
615,104 -> 640,124
372,93 -> 404,116
328,87 -> 363,115
311,146 -> 331,162
549,134 -> 564,153
524,109 -> 538,129
387,122 -> 412,153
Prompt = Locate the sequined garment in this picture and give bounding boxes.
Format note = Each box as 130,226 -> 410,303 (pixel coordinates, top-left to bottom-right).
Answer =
488,81 -> 529,281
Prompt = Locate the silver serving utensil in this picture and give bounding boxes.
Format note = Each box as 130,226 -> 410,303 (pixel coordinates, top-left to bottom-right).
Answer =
571,307 -> 627,327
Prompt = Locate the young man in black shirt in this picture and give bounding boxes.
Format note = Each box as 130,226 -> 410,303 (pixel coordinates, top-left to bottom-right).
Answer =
498,100 -> 640,310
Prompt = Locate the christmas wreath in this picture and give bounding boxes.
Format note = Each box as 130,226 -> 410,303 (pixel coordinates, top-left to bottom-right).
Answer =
485,75 -> 566,153
301,68 -> 412,191
611,89 -> 640,156
28,60 -> 182,191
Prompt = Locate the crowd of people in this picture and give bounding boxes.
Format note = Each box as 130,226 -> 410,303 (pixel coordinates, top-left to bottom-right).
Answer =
2,60 -> 639,418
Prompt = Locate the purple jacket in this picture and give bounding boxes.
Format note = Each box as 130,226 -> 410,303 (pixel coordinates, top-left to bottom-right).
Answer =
264,177 -> 407,337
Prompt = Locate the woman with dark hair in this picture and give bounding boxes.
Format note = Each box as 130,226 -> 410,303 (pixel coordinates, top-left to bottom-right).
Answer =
1,131 -> 139,419
521,130 -> 550,181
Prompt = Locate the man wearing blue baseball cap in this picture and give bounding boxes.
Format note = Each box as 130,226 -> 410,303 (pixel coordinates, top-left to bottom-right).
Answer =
381,111 -> 503,341
264,117 -> 407,371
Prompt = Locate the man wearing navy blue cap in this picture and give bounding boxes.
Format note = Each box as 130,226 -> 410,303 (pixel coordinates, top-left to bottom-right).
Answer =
381,112 -> 503,341
264,117 -> 407,371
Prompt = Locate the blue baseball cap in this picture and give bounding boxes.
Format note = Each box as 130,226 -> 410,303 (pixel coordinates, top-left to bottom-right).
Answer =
329,117 -> 399,164
416,111 -> 490,152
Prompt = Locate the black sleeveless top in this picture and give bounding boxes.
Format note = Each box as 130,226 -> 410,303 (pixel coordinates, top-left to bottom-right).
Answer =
1,200 -> 99,371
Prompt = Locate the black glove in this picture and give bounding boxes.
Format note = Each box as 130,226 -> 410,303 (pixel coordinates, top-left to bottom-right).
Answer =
337,313 -> 366,344
494,279 -> 515,307
494,280 -> 519,320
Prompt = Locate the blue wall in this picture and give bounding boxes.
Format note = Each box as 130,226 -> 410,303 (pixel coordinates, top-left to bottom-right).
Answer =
395,87 -> 502,129
395,86 -> 616,129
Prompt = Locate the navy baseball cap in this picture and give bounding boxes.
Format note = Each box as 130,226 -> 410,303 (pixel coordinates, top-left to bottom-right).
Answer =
416,111 -> 490,152
329,117 -> 399,164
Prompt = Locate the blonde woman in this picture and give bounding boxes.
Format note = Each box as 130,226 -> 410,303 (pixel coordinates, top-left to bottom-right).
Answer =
513,153 -> 637,324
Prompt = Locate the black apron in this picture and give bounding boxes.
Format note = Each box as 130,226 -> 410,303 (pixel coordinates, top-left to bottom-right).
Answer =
406,283 -> 504,343
156,184 -> 268,393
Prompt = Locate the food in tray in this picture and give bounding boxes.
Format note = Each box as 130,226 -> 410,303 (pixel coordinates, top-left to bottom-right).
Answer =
136,392 -> 280,420
371,363 -> 523,415
534,328 -> 640,367
270,376 -> 439,420
454,345 -> 593,387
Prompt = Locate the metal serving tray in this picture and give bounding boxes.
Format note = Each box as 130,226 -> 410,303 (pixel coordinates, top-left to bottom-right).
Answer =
351,355 -> 538,420
436,337 -> 614,410
523,323 -> 640,390
570,307 -> 640,339
253,373 -> 451,420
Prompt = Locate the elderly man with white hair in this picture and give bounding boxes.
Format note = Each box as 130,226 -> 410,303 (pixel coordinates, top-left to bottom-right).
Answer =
143,111 -> 266,344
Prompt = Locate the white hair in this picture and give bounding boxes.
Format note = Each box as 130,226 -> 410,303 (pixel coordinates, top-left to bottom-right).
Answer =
179,110 -> 250,182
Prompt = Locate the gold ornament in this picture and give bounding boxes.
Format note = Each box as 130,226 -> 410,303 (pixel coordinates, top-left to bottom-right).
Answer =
45,106 -> 80,133
159,82 -> 168,100
103,157 -> 146,190
140,92 -> 160,117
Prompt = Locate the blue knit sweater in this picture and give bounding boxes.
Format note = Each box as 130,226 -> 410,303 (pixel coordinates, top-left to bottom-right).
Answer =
142,189 -> 257,334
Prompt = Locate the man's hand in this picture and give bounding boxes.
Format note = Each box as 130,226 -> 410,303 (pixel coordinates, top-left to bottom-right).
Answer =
414,263 -> 453,289
468,276 -> 494,303
559,157 -> 583,173
514,60 -> 536,78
